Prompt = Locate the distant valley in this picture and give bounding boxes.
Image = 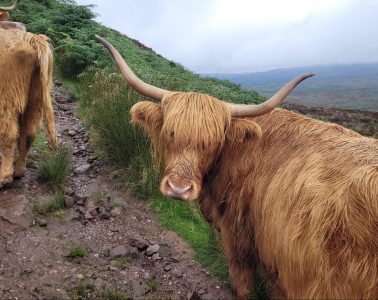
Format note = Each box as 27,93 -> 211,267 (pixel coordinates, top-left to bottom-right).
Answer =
203,63 -> 378,112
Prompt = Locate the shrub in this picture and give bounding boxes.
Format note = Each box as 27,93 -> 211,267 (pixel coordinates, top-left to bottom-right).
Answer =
37,147 -> 71,191
68,245 -> 86,258
56,40 -> 94,78
47,192 -> 64,212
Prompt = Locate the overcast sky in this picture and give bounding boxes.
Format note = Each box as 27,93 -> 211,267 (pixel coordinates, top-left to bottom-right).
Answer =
76,0 -> 378,73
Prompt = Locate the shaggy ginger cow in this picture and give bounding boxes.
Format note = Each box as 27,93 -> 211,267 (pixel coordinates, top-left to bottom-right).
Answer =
0,0 -> 26,31
96,36 -> 378,299
0,28 -> 57,188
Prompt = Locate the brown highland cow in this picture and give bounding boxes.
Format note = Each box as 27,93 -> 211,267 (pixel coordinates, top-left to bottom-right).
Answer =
0,28 -> 57,188
96,35 -> 378,299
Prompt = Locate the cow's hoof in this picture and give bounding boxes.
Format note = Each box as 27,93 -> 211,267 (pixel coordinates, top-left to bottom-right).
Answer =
0,175 -> 14,188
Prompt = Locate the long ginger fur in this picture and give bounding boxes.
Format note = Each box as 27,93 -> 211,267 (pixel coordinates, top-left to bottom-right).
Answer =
0,29 -> 57,187
131,91 -> 378,299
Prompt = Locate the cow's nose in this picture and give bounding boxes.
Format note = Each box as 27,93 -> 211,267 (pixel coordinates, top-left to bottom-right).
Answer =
163,178 -> 194,200
167,180 -> 192,194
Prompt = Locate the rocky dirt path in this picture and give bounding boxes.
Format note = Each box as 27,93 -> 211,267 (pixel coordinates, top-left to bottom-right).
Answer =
0,83 -> 232,300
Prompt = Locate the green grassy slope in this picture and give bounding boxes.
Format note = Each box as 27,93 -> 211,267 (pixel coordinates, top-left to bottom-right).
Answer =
11,0 -> 268,295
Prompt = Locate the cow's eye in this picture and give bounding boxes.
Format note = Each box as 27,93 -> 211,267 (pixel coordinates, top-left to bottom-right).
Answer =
170,131 -> 175,138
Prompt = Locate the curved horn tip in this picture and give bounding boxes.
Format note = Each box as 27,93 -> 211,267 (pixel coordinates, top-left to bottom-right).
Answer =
306,72 -> 316,77
0,0 -> 19,11
95,35 -> 106,43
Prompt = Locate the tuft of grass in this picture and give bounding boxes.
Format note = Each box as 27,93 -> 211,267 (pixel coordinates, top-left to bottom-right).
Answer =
36,146 -> 71,191
51,209 -> 65,218
68,245 -> 86,258
90,191 -> 104,204
33,131 -> 48,150
47,192 -> 65,212
110,199 -> 122,208
102,290 -> 130,300
146,279 -> 158,292
57,234 -> 66,240
115,256 -> 132,268
71,283 -> 93,300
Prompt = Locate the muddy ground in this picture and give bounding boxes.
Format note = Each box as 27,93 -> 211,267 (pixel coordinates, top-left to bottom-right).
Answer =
0,84 -> 232,300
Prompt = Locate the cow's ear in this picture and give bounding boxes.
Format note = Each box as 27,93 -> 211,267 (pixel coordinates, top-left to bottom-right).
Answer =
226,119 -> 262,144
131,101 -> 163,137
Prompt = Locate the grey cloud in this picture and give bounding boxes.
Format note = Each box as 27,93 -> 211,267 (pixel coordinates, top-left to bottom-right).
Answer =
76,0 -> 378,72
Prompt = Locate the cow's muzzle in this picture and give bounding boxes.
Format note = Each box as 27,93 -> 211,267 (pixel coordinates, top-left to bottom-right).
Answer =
160,176 -> 199,201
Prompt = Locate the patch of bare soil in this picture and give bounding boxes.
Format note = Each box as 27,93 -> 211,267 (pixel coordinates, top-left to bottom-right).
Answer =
0,83 -> 232,300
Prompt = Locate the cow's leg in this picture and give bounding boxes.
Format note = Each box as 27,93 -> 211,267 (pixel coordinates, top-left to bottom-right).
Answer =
14,105 -> 42,178
0,117 -> 19,187
221,227 -> 255,300
228,260 -> 254,300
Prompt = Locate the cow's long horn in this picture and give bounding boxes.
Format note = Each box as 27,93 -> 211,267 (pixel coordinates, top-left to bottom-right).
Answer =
0,0 -> 19,11
95,35 -> 169,101
229,73 -> 316,117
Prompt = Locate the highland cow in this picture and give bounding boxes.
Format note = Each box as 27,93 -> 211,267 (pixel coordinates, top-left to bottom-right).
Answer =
0,28 -> 57,188
97,35 -> 378,299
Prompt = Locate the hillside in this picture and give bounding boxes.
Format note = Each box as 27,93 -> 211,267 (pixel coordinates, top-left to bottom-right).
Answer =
11,0 -> 265,105
204,64 -> 378,111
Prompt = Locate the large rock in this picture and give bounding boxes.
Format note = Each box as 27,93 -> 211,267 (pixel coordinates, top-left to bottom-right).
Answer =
0,193 -> 33,228
145,244 -> 160,256
74,164 -> 91,174
109,245 -> 127,257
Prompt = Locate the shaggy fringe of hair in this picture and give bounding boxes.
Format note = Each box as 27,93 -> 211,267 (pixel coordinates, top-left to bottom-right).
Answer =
160,91 -> 230,155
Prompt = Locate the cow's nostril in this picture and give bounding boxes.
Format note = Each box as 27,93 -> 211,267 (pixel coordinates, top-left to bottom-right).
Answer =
167,180 -> 192,194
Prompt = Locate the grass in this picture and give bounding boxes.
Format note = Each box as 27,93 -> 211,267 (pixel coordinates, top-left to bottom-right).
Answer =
71,284 -> 130,300
31,133 -> 71,215
90,191 -> 104,204
36,147 -> 71,191
114,256 -> 132,268
110,199 -> 122,208
102,290 -> 130,300
34,132 -> 71,192
146,279 -> 158,292
71,283 -> 93,300
47,192 -> 65,212
68,245 -> 87,258
57,234 -> 66,240
51,208 -> 65,218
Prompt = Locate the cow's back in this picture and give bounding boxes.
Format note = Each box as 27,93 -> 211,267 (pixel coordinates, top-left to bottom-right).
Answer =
0,29 -> 37,114
251,109 -> 378,298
